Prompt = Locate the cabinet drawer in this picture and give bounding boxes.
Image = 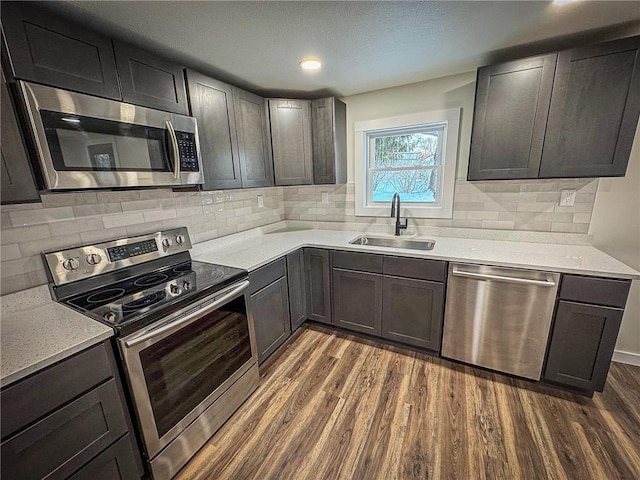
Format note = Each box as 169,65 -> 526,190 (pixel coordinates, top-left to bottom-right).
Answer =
1,379 -> 128,480
68,434 -> 140,480
560,275 -> 631,308
383,256 -> 446,282
331,251 -> 383,273
249,258 -> 286,294
1,342 -> 114,440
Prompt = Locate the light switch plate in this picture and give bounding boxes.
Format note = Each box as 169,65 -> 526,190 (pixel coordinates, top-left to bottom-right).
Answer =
560,189 -> 576,206
321,191 -> 329,204
257,195 -> 264,208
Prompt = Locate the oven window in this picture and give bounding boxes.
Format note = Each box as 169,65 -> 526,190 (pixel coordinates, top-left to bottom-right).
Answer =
40,110 -> 171,172
139,295 -> 252,438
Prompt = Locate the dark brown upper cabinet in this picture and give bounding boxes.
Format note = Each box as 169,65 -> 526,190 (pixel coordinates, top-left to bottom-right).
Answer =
1,64 -> 40,204
269,99 -> 314,186
468,35 -> 640,181
468,54 -> 556,180
539,36 -> 640,178
114,41 -> 189,115
233,88 -> 274,188
1,2 -> 121,100
312,97 -> 347,184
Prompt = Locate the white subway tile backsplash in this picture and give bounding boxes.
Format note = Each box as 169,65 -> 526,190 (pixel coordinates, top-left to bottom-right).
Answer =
1,244 -> 22,261
102,212 -> 145,229
1,225 -> 51,245
9,206 -> 75,226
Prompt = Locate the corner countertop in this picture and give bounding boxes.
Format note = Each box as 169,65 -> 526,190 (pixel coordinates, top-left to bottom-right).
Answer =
1,285 -> 114,387
193,225 -> 640,280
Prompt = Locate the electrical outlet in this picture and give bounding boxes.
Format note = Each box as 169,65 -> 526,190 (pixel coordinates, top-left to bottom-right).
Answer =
321,191 -> 329,204
257,195 -> 264,208
560,189 -> 576,206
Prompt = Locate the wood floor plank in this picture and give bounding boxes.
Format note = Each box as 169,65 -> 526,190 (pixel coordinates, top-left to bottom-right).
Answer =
175,327 -> 640,480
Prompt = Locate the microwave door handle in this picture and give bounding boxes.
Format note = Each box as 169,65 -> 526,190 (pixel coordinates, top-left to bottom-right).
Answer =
165,120 -> 180,179
123,280 -> 250,348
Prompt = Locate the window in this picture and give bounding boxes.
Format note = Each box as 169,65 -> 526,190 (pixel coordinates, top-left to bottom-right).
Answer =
354,108 -> 460,218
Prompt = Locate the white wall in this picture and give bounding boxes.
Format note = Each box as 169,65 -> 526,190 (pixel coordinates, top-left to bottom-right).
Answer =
590,122 -> 640,363
344,71 -> 477,182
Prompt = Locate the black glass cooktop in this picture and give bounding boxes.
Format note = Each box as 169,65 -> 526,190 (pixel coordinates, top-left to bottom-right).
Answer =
61,260 -> 247,335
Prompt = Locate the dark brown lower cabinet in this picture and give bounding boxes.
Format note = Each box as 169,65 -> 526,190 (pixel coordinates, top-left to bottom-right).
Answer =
304,248 -> 332,325
287,249 -> 307,332
68,434 -> 140,480
332,268 -> 383,336
250,276 -> 291,364
544,301 -> 623,392
0,341 -> 142,480
381,276 -> 444,351
248,259 -> 291,364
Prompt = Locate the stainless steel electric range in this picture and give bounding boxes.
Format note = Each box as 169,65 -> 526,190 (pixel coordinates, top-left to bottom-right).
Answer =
44,227 -> 259,480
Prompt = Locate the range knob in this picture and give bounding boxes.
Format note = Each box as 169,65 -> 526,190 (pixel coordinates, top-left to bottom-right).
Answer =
104,312 -> 116,322
170,284 -> 181,296
175,234 -> 186,245
86,253 -> 102,265
182,280 -> 191,290
62,258 -> 80,271
162,238 -> 173,249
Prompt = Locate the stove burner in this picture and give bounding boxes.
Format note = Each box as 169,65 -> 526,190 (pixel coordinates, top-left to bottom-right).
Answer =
173,264 -> 192,273
86,288 -> 126,304
205,269 -> 225,281
122,292 -> 166,311
134,273 -> 169,287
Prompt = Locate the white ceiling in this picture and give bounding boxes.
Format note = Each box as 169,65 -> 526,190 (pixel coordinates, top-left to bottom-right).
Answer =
44,1 -> 640,98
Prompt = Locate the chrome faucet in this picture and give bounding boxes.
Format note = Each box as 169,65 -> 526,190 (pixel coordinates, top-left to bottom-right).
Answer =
390,193 -> 408,236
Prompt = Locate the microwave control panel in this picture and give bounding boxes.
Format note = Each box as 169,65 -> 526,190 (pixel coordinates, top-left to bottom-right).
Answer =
177,132 -> 199,172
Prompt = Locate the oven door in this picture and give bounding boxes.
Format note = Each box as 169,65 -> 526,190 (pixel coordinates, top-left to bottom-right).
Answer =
119,280 -> 256,458
20,81 -> 203,190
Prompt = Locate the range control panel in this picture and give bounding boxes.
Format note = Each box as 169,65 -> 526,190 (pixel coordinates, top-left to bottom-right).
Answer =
44,227 -> 192,286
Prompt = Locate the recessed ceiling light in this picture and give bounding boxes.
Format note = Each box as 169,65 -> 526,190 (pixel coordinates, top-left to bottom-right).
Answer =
553,0 -> 578,5
299,59 -> 322,71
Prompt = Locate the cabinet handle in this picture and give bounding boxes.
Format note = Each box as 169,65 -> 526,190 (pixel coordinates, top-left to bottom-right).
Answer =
451,267 -> 556,287
165,120 -> 180,179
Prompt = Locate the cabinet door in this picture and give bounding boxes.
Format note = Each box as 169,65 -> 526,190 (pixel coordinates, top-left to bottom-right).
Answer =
381,276 -> 444,351
287,249 -> 307,332
1,2 -> 121,99
67,434 -> 140,480
114,41 -> 189,115
234,88 -> 274,188
540,36 -> 640,178
312,97 -> 347,184
544,301 -> 623,392
249,276 -> 291,364
186,71 -> 241,190
269,99 -> 313,185
304,248 -> 332,324
332,268 -> 383,336
1,380 -> 128,480
468,54 -> 556,180
1,66 -> 39,204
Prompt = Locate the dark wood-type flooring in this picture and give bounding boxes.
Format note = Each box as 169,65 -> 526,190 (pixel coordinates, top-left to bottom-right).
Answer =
177,325 -> 640,480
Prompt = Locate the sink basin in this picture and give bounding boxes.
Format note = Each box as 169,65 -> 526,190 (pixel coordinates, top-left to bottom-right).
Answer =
349,235 -> 436,251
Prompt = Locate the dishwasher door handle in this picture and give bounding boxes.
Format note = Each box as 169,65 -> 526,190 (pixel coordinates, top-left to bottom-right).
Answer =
451,267 -> 557,287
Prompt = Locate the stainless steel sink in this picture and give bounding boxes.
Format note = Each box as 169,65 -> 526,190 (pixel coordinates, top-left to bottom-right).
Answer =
349,235 -> 436,250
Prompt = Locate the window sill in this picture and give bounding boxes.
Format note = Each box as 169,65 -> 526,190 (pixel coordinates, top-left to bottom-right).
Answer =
355,204 -> 453,219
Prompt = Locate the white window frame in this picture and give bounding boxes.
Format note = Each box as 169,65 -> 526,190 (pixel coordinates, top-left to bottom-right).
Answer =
354,108 -> 460,219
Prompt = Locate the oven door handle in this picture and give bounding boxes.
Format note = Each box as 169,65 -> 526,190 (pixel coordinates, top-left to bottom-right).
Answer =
123,280 -> 250,348
165,120 -> 181,179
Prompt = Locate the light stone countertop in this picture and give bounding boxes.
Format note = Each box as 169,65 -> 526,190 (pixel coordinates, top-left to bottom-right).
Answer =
1,285 -> 114,387
193,225 -> 640,279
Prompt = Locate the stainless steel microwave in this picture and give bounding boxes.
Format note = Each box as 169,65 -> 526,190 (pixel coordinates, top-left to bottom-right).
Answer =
19,81 -> 203,190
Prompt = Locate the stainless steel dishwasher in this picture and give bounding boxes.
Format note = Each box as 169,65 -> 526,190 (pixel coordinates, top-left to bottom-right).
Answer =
442,263 -> 560,380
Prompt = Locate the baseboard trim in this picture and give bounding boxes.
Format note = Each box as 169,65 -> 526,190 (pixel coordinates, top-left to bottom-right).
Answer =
612,350 -> 640,367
